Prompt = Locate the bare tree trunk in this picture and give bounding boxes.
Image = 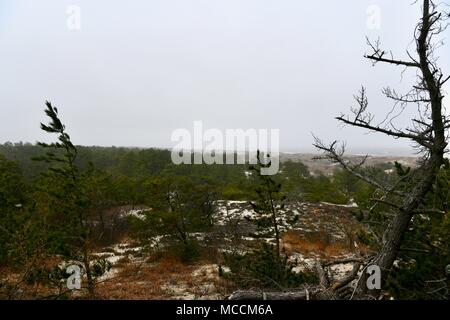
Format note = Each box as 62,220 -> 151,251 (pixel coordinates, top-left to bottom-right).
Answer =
356,0 -> 447,295
357,164 -> 438,294
83,244 -> 95,295
270,200 -> 281,260
315,0 -> 448,298
228,288 -> 328,300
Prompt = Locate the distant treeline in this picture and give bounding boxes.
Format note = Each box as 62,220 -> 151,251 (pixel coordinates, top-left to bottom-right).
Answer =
0,142 -> 173,179
1,139 -> 447,300
0,142 -> 392,204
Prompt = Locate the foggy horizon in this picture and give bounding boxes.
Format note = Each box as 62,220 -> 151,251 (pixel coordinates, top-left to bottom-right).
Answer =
1,0 -> 449,154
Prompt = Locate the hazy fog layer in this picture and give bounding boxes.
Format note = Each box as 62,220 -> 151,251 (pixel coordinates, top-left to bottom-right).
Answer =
0,0 -> 448,154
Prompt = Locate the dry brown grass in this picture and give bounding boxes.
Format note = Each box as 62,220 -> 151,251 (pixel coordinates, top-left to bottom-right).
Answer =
282,231 -> 349,257
95,254 -> 230,300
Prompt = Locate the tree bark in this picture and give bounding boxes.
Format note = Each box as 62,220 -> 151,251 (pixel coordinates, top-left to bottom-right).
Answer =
228,288 -> 329,300
356,0 -> 447,296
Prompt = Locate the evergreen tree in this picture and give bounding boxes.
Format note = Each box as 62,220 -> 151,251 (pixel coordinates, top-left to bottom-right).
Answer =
0,155 -> 27,265
33,101 -> 96,294
248,151 -> 288,259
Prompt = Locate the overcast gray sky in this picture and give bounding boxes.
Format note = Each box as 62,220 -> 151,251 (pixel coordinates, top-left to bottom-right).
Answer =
0,0 -> 448,154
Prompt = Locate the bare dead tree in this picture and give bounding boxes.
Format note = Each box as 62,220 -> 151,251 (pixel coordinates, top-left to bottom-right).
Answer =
228,257 -> 370,300
314,0 -> 449,298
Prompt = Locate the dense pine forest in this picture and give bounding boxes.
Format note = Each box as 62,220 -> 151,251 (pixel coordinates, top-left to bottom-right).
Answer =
1,0 -> 449,303
0,108 -> 448,299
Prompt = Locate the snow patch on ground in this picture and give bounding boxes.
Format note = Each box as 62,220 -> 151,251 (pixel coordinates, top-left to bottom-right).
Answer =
289,253 -> 317,273
120,209 -> 151,220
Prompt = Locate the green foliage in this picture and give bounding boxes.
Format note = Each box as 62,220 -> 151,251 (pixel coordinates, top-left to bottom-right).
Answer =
302,175 -> 349,204
233,152 -> 311,289
31,102 -> 108,293
356,229 -> 376,246
92,258 -> 112,277
3,104 -> 447,300
221,185 -> 253,200
130,174 -> 218,263
394,161 -> 411,177
0,155 -> 26,208
386,160 -> 450,300
332,165 -> 395,208
1,142 -> 364,206
247,151 -> 289,259
25,265 -> 68,288
223,243 -> 318,289
0,155 -> 31,265
281,160 -> 310,179
170,239 -> 202,263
